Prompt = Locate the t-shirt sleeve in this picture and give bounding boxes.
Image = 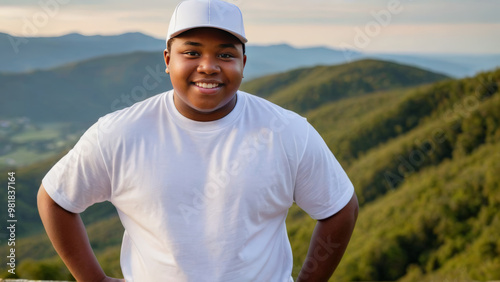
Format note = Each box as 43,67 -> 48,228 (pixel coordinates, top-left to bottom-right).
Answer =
42,121 -> 111,213
293,122 -> 354,220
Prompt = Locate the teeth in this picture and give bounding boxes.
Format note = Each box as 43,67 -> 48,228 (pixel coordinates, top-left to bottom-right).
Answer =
196,82 -> 219,89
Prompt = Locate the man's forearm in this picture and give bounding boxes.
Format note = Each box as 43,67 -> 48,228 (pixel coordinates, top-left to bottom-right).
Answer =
37,185 -> 107,282
297,193 -> 359,282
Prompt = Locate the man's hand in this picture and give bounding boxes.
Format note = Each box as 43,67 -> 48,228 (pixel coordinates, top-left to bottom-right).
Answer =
296,192 -> 359,282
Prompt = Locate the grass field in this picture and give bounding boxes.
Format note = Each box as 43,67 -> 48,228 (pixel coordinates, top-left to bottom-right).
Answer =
0,121 -> 82,170
11,123 -> 67,143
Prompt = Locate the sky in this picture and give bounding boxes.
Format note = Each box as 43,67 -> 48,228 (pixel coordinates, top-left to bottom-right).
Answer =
1,0 -> 499,54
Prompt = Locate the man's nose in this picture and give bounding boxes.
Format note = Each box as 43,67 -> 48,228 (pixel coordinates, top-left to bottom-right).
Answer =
197,55 -> 221,75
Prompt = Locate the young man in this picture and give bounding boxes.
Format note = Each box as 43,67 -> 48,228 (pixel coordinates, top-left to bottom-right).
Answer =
37,0 -> 358,281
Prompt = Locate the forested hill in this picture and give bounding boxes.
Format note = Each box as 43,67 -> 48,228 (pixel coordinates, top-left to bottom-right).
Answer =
0,58 -> 446,125
294,67 -> 500,281
0,51 -> 171,124
1,61 -> 499,281
241,59 -> 449,113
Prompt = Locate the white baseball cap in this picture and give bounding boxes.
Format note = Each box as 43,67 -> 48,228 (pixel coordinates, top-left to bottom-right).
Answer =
167,0 -> 247,44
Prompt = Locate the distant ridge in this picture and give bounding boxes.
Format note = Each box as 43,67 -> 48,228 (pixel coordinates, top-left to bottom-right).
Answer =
0,57 -> 447,125
0,32 -> 166,72
0,31 -> 358,79
1,32 -> 499,78
244,43 -> 363,79
242,59 -> 449,113
0,51 -> 171,124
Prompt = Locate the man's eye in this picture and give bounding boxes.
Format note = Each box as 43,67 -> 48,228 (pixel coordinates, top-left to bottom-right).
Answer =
219,53 -> 233,59
184,51 -> 199,56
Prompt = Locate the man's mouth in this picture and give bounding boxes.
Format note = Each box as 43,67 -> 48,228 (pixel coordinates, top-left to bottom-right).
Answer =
195,82 -> 221,89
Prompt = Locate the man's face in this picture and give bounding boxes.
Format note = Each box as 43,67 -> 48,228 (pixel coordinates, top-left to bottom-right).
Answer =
164,28 -> 247,121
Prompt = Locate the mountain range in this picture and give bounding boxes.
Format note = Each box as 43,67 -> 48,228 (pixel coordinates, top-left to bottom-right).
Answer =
1,32 -> 163,73
2,32 -> 500,78
1,30 -> 500,281
1,51 -> 171,124
1,55 -> 499,280
0,55 -> 447,125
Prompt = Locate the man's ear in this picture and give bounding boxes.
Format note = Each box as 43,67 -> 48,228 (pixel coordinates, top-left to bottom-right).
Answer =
163,49 -> 170,73
243,54 -> 247,68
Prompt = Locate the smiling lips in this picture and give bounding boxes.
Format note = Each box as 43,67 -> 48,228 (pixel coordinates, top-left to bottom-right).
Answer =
195,82 -> 221,89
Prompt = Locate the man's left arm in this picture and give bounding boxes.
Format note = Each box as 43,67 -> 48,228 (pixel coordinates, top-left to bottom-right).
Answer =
296,192 -> 359,282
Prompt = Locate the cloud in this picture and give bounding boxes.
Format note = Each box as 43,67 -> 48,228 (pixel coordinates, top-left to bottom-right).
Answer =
239,0 -> 500,25
0,6 -> 31,19
0,0 -> 498,54
246,22 -> 500,54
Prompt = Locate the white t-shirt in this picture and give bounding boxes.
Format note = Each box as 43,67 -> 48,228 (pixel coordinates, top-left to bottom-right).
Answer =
42,90 -> 354,282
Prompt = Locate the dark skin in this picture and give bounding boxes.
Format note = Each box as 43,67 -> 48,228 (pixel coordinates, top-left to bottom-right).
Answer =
297,193 -> 358,281
164,28 -> 246,122
37,185 -> 124,282
38,27 -> 358,281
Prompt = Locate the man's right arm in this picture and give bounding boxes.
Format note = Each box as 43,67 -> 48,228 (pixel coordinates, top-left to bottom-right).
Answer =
37,184 -> 123,282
